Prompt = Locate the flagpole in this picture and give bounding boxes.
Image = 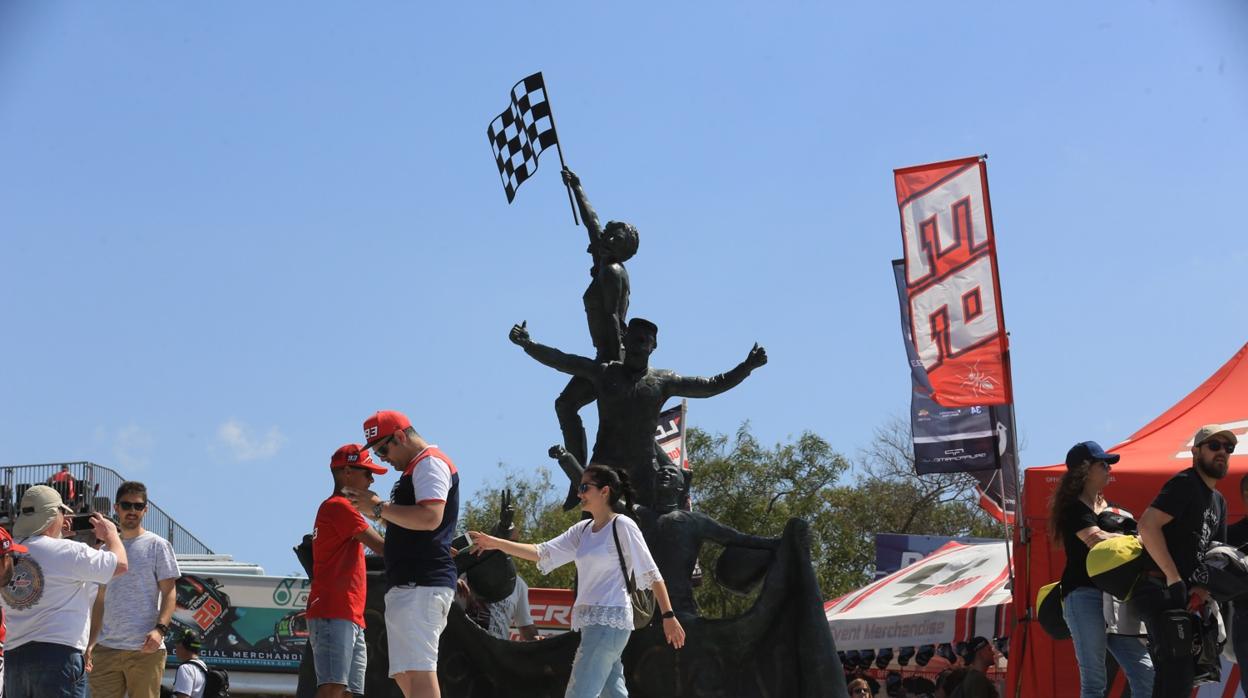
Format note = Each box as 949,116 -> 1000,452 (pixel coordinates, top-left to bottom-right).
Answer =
536,72 -> 579,226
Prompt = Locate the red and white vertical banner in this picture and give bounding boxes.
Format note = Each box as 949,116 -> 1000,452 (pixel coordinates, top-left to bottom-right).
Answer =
895,157 -> 1012,407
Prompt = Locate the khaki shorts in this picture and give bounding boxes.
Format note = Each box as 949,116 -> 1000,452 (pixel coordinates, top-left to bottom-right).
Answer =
384,586 -> 454,675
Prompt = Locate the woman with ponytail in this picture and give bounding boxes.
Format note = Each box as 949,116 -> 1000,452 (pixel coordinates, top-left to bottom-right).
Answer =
1049,441 -> 1153,698
470,465 -> 684,698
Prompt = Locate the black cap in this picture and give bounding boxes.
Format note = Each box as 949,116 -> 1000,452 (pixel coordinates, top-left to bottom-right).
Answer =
179,630 -> 202,652
1065,441 -> 1120,468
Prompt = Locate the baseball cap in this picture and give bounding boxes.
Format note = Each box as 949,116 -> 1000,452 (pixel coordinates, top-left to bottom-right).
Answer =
1065,441 -> 1121,468
363,410 -> 411,450
179,630 -> 203,652
1193,424 -> 1238,448
14,485 -> 75,538
0,527 -> 28,555
330,444 -> 387,474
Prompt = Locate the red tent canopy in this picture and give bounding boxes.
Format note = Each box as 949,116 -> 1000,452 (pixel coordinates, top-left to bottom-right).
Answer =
1009,342 -> 1248,697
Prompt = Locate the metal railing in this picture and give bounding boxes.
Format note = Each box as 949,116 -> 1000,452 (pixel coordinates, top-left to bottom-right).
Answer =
0,462 -> 214,556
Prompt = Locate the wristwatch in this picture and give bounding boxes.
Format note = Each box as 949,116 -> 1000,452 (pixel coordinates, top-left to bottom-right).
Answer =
154,623 -> 169,637
661,610 -> 676,620
372,501 -> 385,520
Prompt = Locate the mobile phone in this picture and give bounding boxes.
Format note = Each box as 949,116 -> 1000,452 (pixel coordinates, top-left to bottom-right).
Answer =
452,533 -> 476,555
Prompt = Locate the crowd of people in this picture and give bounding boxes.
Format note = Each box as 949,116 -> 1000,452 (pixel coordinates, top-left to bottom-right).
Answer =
311,408 -> 684,698
1050,423 -> 1239,698
0,478 -> 199,698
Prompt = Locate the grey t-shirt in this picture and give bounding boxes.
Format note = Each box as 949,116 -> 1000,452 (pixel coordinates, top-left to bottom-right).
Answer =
98,531 -> 180,650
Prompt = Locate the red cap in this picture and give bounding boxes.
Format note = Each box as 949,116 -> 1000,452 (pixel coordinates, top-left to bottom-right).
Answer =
330,444 -> 388,474
363,410 -> 411,450
0,527 -> 28,555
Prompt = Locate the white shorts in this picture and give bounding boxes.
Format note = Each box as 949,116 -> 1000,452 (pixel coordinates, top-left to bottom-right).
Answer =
384,585 -> 454,675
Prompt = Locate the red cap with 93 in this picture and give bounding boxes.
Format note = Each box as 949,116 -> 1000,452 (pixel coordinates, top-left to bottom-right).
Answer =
0,526 -> 28,555
330,444 -> 388,474
363,410 -> 412,450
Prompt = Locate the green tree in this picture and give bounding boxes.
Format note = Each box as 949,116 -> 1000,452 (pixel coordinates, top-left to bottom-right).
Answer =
459,465 -> 583,589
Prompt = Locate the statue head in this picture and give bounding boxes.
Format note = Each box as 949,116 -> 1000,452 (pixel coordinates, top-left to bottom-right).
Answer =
623,317 -> 658,369
651,462 -> 690,513
601,221 -> 639,263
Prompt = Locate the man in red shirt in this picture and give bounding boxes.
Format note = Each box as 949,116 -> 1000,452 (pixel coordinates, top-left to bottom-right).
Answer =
307,444 -> 386,698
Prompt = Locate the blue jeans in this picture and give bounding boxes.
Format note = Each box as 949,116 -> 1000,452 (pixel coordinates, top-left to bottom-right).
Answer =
566,624 -> 631,698
4,642 -> 88,698
1063,586 -> 1154,698
308,617 -> 368,694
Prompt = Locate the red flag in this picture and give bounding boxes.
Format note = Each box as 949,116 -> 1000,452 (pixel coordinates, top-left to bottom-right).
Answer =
895,156 -> 1012,407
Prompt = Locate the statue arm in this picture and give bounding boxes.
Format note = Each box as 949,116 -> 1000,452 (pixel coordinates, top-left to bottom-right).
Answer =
697,513 -> 781,549
562,168 -> 603,243
523,342 -> 600,379
510,321 -> 600,378
662,344 -> 767,399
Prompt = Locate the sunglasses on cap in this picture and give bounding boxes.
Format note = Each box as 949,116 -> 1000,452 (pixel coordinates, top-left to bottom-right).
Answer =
1204,440 -> 1236,454
118,501 -> 147,512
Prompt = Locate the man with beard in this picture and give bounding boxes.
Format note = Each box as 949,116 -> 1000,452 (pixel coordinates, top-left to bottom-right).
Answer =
88,482 -> 181,698
1136,424 -> 1237,698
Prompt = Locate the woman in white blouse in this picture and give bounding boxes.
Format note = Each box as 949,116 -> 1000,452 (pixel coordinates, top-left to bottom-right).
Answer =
469,465 -> 685,698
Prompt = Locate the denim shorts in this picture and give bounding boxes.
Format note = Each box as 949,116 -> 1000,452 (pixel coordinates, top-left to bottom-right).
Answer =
308,617 -> 367,694
384,586 -> 454,675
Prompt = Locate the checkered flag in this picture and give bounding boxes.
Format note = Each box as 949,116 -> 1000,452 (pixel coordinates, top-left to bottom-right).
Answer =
487,72 -> 562,204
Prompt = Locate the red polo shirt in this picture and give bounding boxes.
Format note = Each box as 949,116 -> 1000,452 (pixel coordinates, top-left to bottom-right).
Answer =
307,495 -> 371,627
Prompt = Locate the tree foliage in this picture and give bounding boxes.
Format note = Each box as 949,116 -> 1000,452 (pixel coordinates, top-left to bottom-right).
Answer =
459,419 -> 1001,617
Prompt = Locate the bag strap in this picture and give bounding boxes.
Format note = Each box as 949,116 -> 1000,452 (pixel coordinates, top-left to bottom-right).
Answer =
187,658 -> 209,677
611,517 -> 636,594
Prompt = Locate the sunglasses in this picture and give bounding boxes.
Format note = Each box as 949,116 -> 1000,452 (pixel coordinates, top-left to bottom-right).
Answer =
577,483 -> 599,494
118,501 -> 147,512
372,435 -> 395,458
1205,440 -> 1236,454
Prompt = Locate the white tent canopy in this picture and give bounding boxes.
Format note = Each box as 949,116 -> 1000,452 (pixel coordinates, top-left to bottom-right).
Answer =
825,541 -> 1012,652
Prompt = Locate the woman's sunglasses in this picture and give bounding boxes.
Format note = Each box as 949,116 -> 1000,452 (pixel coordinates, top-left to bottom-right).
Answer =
577,483 -> 599,494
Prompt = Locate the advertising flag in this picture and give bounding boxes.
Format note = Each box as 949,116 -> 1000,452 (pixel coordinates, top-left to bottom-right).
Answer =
655,402 -> 688,469
894,157 -> 1012,407
894,260 -> 1017,523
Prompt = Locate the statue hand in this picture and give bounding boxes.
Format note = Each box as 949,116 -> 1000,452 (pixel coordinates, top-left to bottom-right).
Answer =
494,489 -> 515,537
509,321 -> 531,347
548,444 -> 569,460
561,167 -> 580,187
745,343 -> 768,370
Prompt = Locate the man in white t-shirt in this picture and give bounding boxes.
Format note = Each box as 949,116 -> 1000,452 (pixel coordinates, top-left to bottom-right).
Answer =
87,481 -> 181,698
1,485 -> 129,698
169,631 -> 206,698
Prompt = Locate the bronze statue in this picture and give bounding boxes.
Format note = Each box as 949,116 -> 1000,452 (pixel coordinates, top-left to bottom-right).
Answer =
509,317 -> 766,508
556,167 -> 639,469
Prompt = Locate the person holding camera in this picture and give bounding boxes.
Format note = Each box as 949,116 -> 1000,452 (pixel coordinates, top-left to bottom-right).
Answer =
1136,425 -> 1235,698
1,485 -> 129,698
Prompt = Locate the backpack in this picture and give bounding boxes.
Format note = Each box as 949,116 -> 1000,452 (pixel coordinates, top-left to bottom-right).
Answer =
188,659 -> 230,698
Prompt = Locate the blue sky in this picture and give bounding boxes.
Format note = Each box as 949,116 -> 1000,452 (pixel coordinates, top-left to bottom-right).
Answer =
2,2 -> 1245,576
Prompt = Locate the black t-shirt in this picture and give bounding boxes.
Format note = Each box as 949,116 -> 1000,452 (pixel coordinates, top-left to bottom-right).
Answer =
1150,467 -> 1227,583
1227,517 -> 1248,550
1058,500 -> 1100,594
